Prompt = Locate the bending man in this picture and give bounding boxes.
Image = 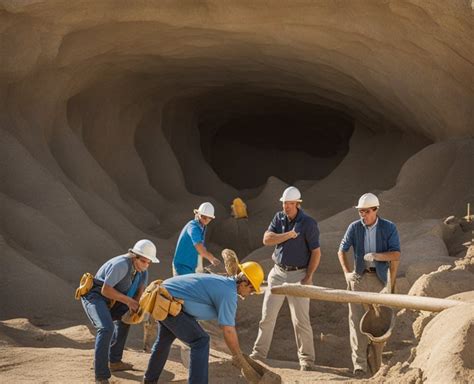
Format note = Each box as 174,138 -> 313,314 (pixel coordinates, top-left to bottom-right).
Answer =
81,239 -> 159,384
143,261 -> 265,384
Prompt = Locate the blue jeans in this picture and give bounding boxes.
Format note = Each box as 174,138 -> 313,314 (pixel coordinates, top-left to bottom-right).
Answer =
144,311 -> 210,384
81,292 -> 130,379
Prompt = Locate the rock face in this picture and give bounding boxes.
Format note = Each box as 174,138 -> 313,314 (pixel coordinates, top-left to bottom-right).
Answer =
409,263 -> 474,298
412,302 -> 474,383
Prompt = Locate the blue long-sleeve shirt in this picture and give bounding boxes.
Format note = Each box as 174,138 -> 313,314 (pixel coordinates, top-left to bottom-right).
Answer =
339,217 -> 400,284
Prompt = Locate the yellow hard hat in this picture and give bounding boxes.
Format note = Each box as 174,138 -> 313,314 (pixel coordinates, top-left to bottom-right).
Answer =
238,261 -> 264,294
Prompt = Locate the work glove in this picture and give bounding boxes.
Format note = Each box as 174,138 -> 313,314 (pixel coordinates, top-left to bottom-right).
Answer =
222,248 -> 240,276
345,271 -> 362,284
363,253 -> 377,262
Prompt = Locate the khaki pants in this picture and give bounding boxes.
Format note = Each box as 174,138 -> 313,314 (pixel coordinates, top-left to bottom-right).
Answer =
347,272 -> 384,372
252,265 -> 315,365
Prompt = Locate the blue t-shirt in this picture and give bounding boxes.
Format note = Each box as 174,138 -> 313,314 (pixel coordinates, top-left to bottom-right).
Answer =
163,274 -> 237,326
269,208 -> 320,267
95,254 -> 148,296
173,219 -> 206,274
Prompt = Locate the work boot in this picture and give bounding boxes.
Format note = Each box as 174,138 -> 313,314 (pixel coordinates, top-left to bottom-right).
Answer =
143,379 -> 158,384
95,379 -> 110,384
300,362 -> 316,371
353,369 -> 368,378
109,360 -> 134,371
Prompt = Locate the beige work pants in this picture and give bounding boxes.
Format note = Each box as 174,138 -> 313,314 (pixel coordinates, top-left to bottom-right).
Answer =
347,272 -> 384,372
252,265 -> 315,365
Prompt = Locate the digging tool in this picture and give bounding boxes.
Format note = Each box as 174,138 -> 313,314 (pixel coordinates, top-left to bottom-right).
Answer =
360,304 -> 395,375
272,283 -> 468,376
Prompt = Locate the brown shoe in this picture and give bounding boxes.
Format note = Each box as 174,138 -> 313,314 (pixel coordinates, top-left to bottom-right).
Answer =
109,360 -> 134,371
353,369 -> 368,378
300,362 -> 316,371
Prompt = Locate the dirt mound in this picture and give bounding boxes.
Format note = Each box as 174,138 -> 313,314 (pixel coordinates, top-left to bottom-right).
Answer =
412,303 -> 474,383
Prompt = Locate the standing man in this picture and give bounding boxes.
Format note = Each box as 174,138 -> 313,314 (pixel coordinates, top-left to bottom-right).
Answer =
251,186 -> 321,371
338,193 -> 401,377
81,239 -> 160,384
173,202 -> 220,276
143,262 -> 265,384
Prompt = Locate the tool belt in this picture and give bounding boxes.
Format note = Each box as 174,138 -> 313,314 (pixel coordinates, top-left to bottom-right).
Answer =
75,272 -> 94,300
122,280 -> 183,325
75,273 -> 117,308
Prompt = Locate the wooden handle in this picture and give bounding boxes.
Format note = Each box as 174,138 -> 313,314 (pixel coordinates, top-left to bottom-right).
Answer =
271,284 -> 465,312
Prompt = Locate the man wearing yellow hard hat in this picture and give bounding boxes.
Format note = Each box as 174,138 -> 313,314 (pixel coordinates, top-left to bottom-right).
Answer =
143,261 -> 264,384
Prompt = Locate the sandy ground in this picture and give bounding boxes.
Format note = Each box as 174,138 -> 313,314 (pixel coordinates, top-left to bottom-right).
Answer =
0,318 -> 354,383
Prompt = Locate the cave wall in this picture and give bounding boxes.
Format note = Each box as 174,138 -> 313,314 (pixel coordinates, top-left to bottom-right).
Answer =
0,0 -> 472,320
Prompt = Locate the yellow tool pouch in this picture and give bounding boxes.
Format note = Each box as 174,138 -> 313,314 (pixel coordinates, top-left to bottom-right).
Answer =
75,272 -> 94,300
121,280 -> 183,324
151,285 -> 184,321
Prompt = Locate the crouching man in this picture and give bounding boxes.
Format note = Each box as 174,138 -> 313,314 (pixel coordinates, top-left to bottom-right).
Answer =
80,240 -> 159,384
143,261 -> 265,384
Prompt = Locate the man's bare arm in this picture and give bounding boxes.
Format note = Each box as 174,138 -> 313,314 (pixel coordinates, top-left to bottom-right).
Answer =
301,247 -> 321,285
195,243 -> 220,266
222,325 -> 241,356
263,230 -> 298,246
337,250 -> 352,274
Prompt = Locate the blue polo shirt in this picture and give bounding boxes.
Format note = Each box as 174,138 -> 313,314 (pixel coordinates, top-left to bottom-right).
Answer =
163,274 -> 238,326
269,209 -> 320,268
173,219 -> 206,275
339,216 -> 400,284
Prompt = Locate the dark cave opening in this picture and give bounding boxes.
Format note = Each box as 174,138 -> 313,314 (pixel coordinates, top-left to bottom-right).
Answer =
198,95 -> 354,189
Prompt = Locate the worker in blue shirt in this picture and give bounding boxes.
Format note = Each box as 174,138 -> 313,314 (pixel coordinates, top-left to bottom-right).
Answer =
81,239 -> 160,384
173,202 -> 220,276
251,186 -> 321,372
338,193 -> 401,378
143,261 -> 265,384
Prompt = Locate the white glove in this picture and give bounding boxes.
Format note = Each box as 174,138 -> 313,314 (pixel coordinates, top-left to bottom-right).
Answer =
345,271 -> 361,284
363,253 -> 376,262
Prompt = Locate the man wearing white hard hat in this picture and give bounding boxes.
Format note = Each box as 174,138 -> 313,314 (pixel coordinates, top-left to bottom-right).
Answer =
337,193 -> 400,378
81,239 -> 159,384
172,202 -> 220,276
251,186 -> 321,371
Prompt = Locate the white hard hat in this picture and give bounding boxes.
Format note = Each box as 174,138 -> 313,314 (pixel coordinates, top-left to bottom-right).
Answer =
193,202 -> 215,219
129,239 -> 159,263
355,193 -> 380,209
280,186 -> 302,202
